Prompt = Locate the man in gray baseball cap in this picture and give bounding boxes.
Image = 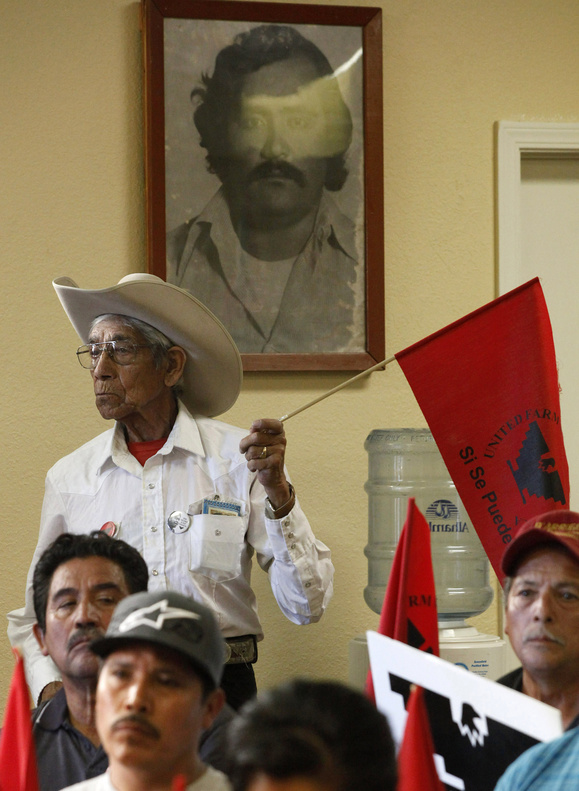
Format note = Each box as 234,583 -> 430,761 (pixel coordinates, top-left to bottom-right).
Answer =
62,590 -> 232,791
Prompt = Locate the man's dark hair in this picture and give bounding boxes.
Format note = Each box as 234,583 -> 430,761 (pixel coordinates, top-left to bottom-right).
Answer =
225,678 -> 397,791
33,532 -> 149,632
193,24 -> 353,191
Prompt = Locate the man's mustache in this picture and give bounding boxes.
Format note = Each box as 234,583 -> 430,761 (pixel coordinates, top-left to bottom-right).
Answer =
247,160 -> 306,187
523,627 -> 565,646
67,626 -> 104,652
111,714 -> 160,739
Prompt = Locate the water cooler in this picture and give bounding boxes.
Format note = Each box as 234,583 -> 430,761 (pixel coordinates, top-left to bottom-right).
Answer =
349,428 -> 506,688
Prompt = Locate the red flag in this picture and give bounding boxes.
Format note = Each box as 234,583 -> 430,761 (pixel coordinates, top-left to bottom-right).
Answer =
366,498 -> 438,701
395,278 -> 570,580
0,652 -> 39,791
398,686 -> 445,791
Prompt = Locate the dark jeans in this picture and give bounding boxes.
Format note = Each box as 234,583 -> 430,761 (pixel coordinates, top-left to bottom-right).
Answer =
221,662 -> 257,711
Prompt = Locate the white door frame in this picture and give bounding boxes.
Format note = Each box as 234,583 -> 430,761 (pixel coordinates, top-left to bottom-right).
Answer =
497,121 -> 579,295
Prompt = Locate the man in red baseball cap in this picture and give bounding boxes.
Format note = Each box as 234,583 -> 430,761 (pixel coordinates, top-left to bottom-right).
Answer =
497,509 -> 579,730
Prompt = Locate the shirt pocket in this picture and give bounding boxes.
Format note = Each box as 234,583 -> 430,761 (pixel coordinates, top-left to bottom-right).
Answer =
188,514 -> 245,582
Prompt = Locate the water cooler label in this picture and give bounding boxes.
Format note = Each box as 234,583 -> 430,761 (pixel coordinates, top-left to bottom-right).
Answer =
470,658 -> 490,676
426,499 -> 470,532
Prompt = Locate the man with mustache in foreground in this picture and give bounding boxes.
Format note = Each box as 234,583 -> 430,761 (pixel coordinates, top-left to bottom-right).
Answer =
31,533 -> 234,791
61,590 -> 231,791
497,509 -> 579,730
167,24 -> 363,354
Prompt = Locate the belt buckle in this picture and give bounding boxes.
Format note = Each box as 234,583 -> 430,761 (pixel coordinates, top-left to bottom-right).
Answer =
225,635 -> 257,665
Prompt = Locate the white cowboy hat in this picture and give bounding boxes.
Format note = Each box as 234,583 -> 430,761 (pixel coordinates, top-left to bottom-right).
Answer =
53,273 -> 242,417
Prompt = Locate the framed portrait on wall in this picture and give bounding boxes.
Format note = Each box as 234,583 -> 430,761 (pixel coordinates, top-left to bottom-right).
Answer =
142,0 -> 384,371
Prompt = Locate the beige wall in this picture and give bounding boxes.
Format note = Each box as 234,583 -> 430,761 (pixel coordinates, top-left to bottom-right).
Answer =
2,0 -> 579,712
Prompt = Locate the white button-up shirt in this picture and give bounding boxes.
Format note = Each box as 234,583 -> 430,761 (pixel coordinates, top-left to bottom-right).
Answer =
8,403 -> 334,701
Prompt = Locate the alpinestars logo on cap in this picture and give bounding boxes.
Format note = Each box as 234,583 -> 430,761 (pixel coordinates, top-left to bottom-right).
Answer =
507,420 -> 566,506
118,599 -> 201,634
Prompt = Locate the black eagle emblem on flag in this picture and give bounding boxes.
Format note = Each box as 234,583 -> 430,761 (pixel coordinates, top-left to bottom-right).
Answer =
507,421 -> 566,506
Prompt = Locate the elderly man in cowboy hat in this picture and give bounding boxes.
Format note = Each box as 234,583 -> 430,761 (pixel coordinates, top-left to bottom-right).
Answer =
8,273 -> 334,711
497,508 -> 579,731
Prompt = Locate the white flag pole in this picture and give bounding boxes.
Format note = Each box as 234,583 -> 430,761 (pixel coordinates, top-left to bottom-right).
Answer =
279,355 -> 396,422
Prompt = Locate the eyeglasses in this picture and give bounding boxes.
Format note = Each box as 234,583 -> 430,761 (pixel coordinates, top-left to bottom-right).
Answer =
76,341 -> 152,369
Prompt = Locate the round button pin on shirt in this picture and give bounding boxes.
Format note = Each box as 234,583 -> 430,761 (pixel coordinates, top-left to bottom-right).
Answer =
167,511 -> 191,533
100,521 -> 119,538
